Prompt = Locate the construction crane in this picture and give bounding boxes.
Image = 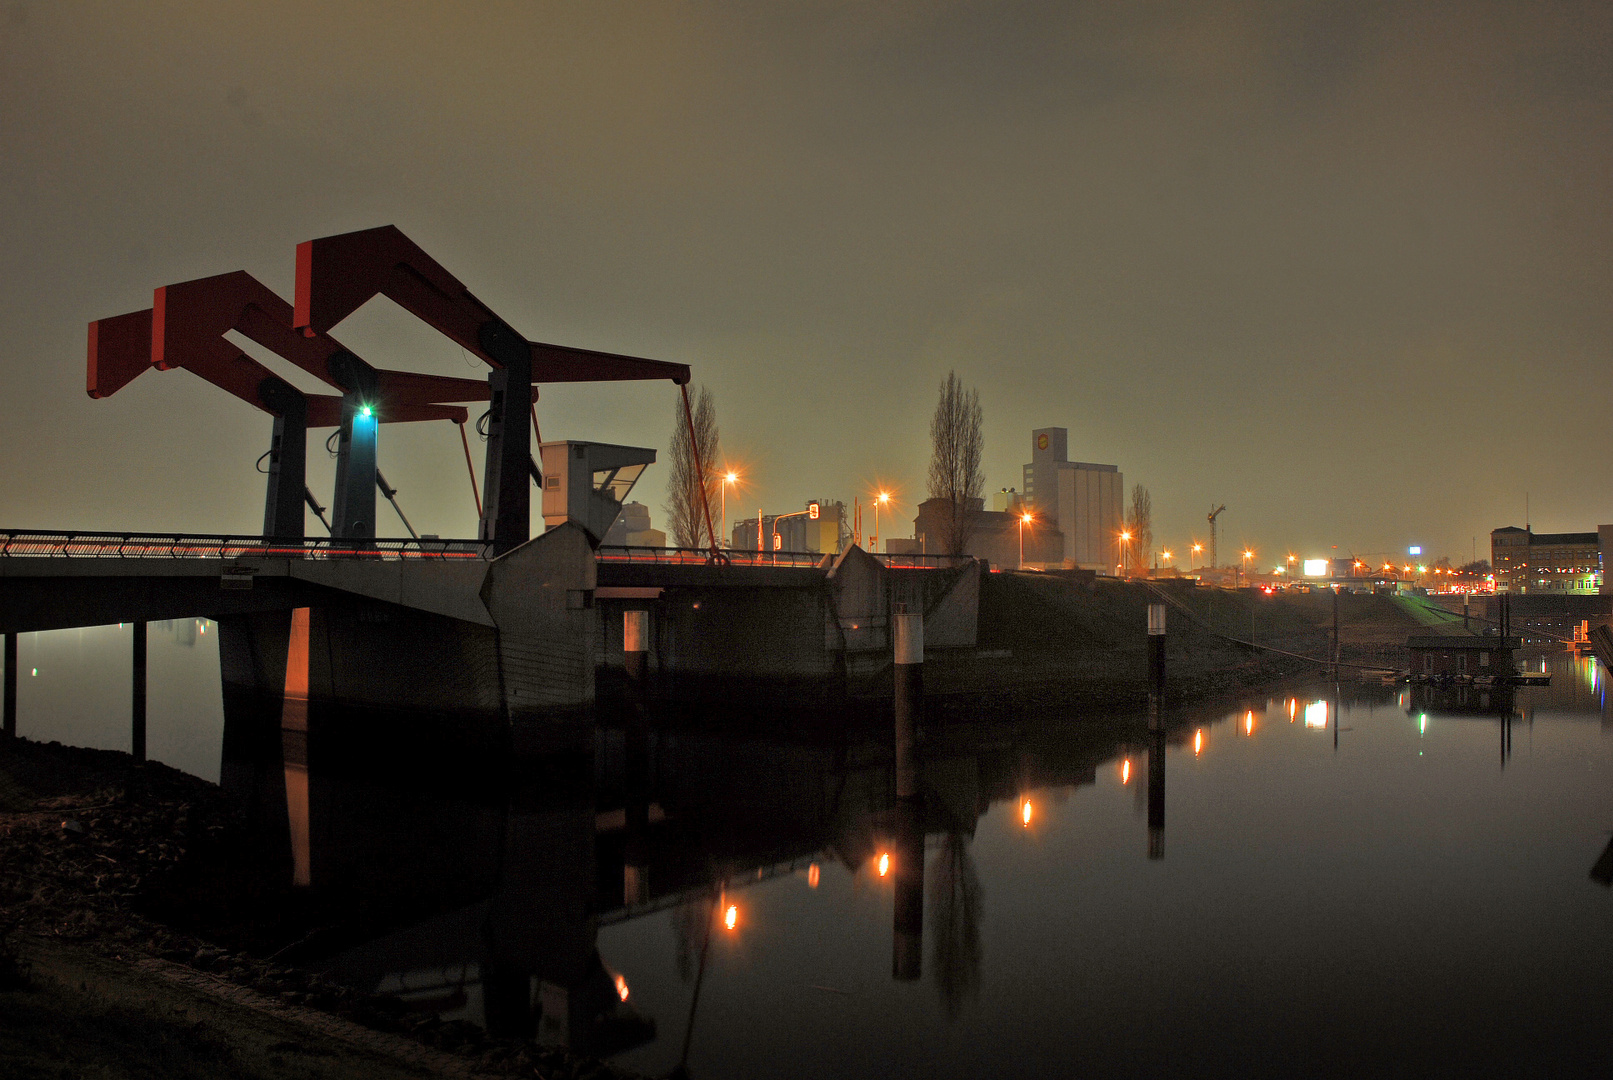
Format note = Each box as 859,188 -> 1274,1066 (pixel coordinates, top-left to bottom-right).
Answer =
1207,504 -> 1226,569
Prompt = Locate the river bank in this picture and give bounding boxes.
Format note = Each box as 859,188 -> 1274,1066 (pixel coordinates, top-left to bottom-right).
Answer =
0,736 -> 640,1080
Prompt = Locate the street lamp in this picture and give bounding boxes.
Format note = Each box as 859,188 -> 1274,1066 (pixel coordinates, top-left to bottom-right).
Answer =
1019,511 -> 1033,570
720,470 -> 739,550
873,490 -> 891,554
1191,542 -> 1203,571
1242,549 -> 1254,586
1120,530 -> 1131,577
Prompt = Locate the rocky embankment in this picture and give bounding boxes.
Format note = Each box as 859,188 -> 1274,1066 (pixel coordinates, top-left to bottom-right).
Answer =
0,736 -> 638,1080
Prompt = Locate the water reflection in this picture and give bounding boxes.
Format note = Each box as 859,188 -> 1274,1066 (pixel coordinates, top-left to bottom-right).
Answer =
916,830 -> 975,1020
125,645 -> 1613,1078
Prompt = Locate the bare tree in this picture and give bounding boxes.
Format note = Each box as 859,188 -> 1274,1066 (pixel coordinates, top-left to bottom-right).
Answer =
927,371 -> 984,557
665,385 -> 720,549
1127,484 -> 1153,572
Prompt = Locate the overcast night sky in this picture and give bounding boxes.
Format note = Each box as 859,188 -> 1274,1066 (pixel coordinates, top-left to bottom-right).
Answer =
1,2 -> 1609,566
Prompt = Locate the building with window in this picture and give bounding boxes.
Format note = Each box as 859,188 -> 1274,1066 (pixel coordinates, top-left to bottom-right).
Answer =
1021,427 -> 1124,573
1407,635 -> 1520,676
891,497 -> 1063,568
1490,527 -> 1602,594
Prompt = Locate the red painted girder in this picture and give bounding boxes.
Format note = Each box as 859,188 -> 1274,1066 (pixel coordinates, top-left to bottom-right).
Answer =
86,309 -> 154,399
157,271 -> 495,406
89,299 -> 465,426
294,225 -> 690,383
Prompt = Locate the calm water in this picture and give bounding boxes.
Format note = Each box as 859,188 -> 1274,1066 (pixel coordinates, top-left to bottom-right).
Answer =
15,638 -> 1613,1078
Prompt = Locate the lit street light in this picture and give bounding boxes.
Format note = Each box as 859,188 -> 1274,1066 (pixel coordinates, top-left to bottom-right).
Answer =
1242,548 -> 1254,586
720,470 -> 739,550
873,490 -> 891,554
1019,511 -> 1033,570
1191,542 -> 1203,571
1120,530 -> 1131,577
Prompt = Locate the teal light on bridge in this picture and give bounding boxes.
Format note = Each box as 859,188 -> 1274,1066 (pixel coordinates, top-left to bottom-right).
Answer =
359,404 -> 373,419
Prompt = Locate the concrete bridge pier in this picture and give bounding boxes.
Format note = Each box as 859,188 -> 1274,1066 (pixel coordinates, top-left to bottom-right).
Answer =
622,609 -> 651,905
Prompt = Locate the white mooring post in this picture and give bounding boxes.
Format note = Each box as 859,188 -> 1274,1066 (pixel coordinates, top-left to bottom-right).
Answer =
893,608 -> 923,800
1147,603 -> 1166,731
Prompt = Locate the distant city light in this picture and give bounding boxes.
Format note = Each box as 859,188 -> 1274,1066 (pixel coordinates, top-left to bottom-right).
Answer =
1409,546 -> 1422,556
1194,729 -> 1203,755
877,852 -> 891,876
724,904 -> 738,930
1021,799 -> 1033,826
807,863 -> 820,888
1121,759 -> 1131,784
615,974 -> 629,1002
1304,701 -> 1328,728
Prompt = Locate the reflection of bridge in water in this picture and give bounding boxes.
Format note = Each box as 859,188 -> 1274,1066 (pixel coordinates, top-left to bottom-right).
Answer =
202,682 -> 1206,1058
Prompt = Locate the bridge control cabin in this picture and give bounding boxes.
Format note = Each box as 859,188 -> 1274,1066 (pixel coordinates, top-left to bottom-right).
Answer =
1407,635 -> 1520,677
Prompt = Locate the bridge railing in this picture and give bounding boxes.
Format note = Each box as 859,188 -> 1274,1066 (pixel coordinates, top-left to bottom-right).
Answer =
0,530 -> 491,561
596,545 -> 968,570
597,545 -> 827,568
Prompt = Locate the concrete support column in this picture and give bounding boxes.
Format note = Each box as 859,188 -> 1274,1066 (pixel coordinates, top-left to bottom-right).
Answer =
893,611 -> 923,801
330,397 -> 378,541
3,632 -> 16,739
623,609 -> 651,905
624,610 -> 649,687
131,621 -> 147,765
1147,603 -> 1166,731
258,378 -> 309,540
